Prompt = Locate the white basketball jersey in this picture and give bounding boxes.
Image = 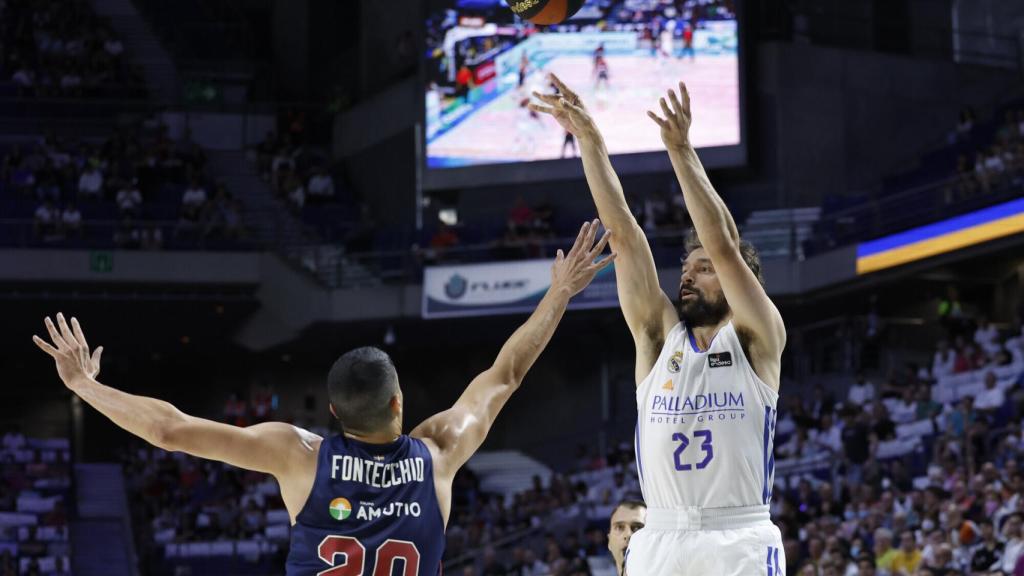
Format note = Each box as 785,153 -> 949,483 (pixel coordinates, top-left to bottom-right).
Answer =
635,321 -> 779,509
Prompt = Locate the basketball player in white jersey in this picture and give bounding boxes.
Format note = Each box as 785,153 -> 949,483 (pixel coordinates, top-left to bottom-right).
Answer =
531,77 -> 786,574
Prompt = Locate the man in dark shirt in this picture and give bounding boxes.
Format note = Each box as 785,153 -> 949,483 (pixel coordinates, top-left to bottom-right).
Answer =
970,519 -> 1004,573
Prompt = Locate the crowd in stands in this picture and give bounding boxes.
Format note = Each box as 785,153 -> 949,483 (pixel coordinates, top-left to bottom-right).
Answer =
253,130 -> 336,213
250,125 -> 369,248
99,295 -> 1024,576
0,123 -> 247,249
810,100 -> 1024,256
0,0 -> 144,98
948,107 -> 1024,204
773,310 -> 1024,575
123,387 -> 291,574
0,430 -> 72,576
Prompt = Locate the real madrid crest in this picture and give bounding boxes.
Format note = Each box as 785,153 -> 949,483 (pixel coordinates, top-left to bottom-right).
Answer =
667,350 -> 684,373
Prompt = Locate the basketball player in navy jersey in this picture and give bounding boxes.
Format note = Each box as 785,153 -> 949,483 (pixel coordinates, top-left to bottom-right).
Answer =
531,77 -> 787,574
32,220 -> 616,576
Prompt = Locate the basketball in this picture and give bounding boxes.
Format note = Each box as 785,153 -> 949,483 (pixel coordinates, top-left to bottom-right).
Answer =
509,0 -> 586,25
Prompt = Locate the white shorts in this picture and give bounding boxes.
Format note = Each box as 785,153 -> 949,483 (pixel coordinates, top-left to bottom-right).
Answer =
624,506 -> 786,576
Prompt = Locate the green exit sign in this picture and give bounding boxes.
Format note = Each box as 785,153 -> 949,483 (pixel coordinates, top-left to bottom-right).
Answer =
90,252 -> 113,273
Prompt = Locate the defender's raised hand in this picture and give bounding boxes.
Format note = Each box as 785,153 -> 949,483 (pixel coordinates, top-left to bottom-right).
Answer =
33,313 -> 103,389
647,81 -> 693,151
529,73 -> 599,140
550,219 -> 616,297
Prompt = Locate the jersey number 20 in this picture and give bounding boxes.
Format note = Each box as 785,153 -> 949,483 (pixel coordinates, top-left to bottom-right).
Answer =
318,536 -> 421,576
672,430 -> 713,471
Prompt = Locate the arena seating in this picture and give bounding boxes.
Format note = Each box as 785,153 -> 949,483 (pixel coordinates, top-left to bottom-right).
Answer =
0,432 -> 72,576
0,0 -> 144,99
0,126 -> 250,250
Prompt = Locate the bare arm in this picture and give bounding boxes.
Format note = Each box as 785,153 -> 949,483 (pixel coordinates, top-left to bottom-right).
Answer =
412,221 -> 615,476
33,314 -> 318,479
531,76 -> 677,382
649,84 -> 786,388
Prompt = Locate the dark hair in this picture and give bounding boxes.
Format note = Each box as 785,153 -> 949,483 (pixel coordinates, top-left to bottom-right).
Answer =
611,500 -> 646,518
683,228 -> 765,287
327,347 -> 399,433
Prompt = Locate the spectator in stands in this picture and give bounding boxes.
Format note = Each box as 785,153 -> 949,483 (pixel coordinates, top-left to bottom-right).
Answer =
951,154 -> 978,202
871,401 -> 896,440
270,136 -> 297,183
33,200 -> 57,239
974,151 -> 992,192
480,547 -> 506,575
307,166 -> 335,201
975,317 -> 1002,356
938,287 -> 965,334
429,224 -> 460,260
916,386 -> 942,420
969,518 -> 1003,573
508,196 -> 535,235
849,373 -> 877,405
814,413 -> 843,455
974,371 -> 1006,420
955,108 -> 975,142
77,160 -> 103,199
842,409 -> 871,482
953,337 -> 975,374
924,543 -> 956,575
11,65 -> 35,94
984,146 -> 1007,178
999,514 -> 1024,573
181,177 -> 208,221
933,340 -> 956,379
60,203 -> 82,236
892,530 -> 923,574
115,179 -> 142,217
286,175 -> 306,212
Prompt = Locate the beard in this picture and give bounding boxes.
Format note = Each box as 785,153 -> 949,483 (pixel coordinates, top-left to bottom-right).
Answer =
678,287 -> 730,328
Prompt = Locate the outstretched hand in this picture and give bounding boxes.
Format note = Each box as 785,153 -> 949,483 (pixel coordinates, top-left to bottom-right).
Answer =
647,81 -> 692,151
33,313 -> 103,390
529,73 -> 599,139
551,219 -> 616,297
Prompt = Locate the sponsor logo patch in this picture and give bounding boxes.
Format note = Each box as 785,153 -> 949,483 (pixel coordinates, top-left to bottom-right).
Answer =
708,352 -> 732,368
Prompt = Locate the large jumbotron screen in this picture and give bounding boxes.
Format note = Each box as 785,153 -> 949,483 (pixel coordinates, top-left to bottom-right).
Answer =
423,0 -> 744,188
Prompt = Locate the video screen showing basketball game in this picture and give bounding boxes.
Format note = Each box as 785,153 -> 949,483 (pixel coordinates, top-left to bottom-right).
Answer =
424,0 -> 741,170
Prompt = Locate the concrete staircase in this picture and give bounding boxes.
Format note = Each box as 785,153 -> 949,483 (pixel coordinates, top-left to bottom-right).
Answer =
205,150 -> 313,246
71,463 -> 137,576
89,0 -> 180,103
466,451 -> 552,501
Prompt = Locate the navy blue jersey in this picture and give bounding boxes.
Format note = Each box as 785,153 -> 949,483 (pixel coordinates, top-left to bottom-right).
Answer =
286,434 -> 445,575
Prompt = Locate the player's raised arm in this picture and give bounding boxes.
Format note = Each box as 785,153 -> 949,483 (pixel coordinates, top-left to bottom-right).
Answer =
530,75 -> 678,382
648,82 -> 786,387
32,314 -> 318,484
412,220 -> 615,476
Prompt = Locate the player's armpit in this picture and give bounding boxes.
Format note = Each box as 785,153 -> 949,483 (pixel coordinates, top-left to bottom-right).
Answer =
161,418 -> 321,477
